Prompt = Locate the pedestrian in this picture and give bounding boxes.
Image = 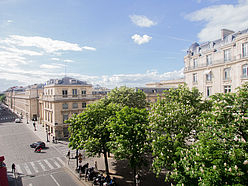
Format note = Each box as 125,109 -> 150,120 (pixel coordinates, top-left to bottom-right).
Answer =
94,160 -> 98,170
66,150 -> 70,159
12,163 -> 15,173
135,173 -> 141,186
33,122 -> 36,131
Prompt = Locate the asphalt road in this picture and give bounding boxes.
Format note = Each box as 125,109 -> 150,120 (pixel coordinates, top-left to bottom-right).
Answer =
0,105 -> 83,186
0,103 -> 18,123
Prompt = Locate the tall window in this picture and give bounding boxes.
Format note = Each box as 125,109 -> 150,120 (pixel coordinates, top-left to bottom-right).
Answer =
242,42 -> 248,57
82,102 -> 87,108
72,89 -> 77,97
224,85 -> 231,93
206,54 -> 212,65
63,114 -> 68,123
62,90 -> 68,97
193,73 -> 197,83
72,103 -> 78,108
193,59 -> 198,68
82,90 -> 86,95
242,64 -> 248,78
206,72 -> 212,82
206,86 -> 212,97
224,49 -> 231,62
224,68 -> 231,80
62,103 -> 68,109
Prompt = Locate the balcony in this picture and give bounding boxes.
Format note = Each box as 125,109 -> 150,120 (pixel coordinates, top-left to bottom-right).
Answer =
40,94 -> 97,101
184,55 -> 248,71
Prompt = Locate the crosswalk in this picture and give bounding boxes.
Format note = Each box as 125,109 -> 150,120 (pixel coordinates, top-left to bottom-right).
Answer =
13,157 -> 65,175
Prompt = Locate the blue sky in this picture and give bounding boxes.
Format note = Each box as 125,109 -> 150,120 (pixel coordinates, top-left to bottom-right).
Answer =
1,0 -> 248,91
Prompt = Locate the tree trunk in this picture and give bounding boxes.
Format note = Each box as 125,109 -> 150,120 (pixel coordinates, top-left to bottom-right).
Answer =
103,148 -> 109,175
133,166 -> 136,186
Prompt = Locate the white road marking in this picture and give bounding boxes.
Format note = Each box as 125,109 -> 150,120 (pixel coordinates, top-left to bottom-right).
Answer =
30,162 -> 39,173
53,159 -> 61,168
15,164 -> 23,174
50,174 -> 60,186
56,157 -> 64,166
44,159 -> 54,169
28,183 -> 33,186
37,161 -> 47,171
23,163 -> 32,175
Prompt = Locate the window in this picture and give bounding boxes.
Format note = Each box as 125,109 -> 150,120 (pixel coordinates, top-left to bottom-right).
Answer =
62,90 -> 68,97
206,72 -> 212,82
242,64 -> 248,78
63,114 -> 68,123
62,103 -> 68,109
224,49 -> 231,62
82,102 -> 87,108
193,59 -> 198,68
72,103 -> 78,108
206,55 -> 212,65
224,68 -> 231,80
206,86 -> 212,97
82,90 -> 86,95
193,73 -> 197,83
72,89 -> 77,96
242,42 -> 248,57
224,85 -> 231,93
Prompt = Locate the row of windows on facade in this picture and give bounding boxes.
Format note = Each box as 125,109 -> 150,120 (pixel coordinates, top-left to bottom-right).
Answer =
205,85 -> 231,97
193,64 -> 248,83
62,102 -> 87,109
62,89 -> 87,97
192,42 -> 248,68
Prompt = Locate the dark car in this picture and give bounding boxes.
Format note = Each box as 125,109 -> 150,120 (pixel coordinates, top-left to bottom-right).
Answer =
30,141 -> 46,149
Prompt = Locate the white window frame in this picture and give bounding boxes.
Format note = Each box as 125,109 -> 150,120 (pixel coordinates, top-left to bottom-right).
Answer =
62,103 -> 68,109
224,68 -> 231,80
72,89 -> 77,96
206,54 -> 212,65
206,72 -> 212,82
242,64 -> 248,78
224,85 -> 231,93
72,103 -> 78,108
193,59 -> 198,68
206,86 -> 212,97
224,49 -> 231,62
82,102 -> 87,108
242,42 -> 248,57
193,73 -> 197,83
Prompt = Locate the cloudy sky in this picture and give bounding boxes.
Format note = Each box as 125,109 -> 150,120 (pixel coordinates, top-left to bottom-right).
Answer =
1,0 -> 248,91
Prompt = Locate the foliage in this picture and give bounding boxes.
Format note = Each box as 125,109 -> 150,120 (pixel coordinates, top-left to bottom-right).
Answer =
0,94 -> 6,102
106,86 -> 147,109
68,100 -> 120,174
109,106 -> 149,184
149,85 -> 209,177
169,83 -> 248,185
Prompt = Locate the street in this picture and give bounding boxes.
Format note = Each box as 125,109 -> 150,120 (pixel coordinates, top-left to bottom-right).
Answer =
0,104 -> 83,186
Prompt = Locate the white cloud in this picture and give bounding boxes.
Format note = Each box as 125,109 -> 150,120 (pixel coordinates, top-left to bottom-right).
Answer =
185,0 -> 248,42
0,35 -> 96,54
131,34 -> 152,45
82,46 -> 96,51
51,57 -> 60,61
40,64 -> 63,69
7,20 -> 13,23
130,15 -> 157,27
64,59 -> 74,63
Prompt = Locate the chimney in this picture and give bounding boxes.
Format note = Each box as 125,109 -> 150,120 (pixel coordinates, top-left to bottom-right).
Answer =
221,29 -> 234,40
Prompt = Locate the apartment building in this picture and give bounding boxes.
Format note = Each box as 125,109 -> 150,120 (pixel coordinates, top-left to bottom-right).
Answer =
184,28 -> 248,98
5,84 -> 44,121
39,77 -> 99,140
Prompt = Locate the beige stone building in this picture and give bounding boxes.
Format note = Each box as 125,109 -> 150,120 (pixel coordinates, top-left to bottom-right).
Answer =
5,84 -> 44,121
145,78 -> 185,88
38,77 -> 98,140
184,28 -> 248,98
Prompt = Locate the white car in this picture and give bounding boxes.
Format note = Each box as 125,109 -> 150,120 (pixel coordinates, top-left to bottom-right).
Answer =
15,118 -> 21,123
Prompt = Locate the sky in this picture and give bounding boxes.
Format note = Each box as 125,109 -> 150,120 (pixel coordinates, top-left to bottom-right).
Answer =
1,0 -> 248,91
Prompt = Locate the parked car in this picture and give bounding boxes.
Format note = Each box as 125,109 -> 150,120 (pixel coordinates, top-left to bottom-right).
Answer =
30,141 -> 46,149
15,118 -> 21,123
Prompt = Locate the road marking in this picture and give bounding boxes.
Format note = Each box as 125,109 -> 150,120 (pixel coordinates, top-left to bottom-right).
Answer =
23,163 -> 32,175
37,161 -> 47,171
28,183 -> 33,186
30,162 -> 39,173
15,164 -> 23,174
50,174 -> 60,186
44,159 -> 54,169
56,157 -> 64,166
53,159 -> 61,168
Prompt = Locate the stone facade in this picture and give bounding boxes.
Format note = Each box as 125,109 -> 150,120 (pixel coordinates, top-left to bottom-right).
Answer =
38,77 -> 99,140
184,28 -> 248,98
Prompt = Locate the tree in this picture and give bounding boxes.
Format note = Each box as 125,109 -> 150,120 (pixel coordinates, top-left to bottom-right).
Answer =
149,85 -> 210,179
109,106 -> 149,185
106,86 -> 147,109
170,83 -> 248,185
68,100 -> 120,175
